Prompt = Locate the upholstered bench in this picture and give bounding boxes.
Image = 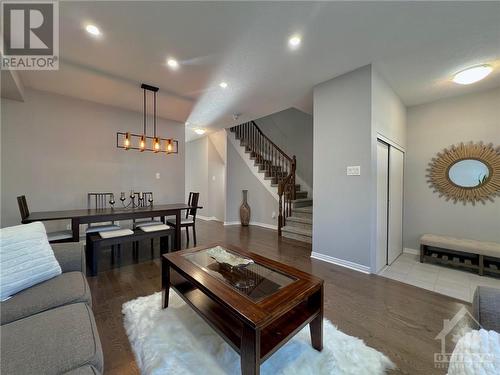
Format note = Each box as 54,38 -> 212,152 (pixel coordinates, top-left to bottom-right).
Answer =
420,234 -> 500,275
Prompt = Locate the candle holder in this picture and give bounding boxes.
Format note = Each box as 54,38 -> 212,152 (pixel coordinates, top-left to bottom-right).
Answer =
118,191 -> 154,208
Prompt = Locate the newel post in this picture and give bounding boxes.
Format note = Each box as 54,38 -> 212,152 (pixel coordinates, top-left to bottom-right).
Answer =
292,155 -> 297,200
278,185 -> 283,236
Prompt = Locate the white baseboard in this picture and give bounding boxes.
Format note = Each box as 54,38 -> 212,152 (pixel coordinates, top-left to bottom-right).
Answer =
311,252 -> 371,274
403,247 -> 419,255
223,221 -> 277,231
197,215 -> 219,221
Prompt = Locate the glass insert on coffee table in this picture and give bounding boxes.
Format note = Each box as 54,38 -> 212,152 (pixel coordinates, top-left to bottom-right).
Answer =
162,244 -> 324,375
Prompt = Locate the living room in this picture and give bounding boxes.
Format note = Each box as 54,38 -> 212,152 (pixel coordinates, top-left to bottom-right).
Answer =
1,2 -> 499,375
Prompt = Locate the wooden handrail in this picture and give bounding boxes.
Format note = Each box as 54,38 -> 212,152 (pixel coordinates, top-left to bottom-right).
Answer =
230,121 -> 297,236
250,121 -> 293,163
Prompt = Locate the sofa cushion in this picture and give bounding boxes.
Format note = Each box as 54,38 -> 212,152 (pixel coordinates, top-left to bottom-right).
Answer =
0,303 -> 103,375
51,242 -> 86,273
0,222 -> 62,301
0,271 -> 91,325
472,286 -> 500,332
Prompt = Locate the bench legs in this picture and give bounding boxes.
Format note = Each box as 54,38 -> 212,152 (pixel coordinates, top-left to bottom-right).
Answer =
479,255 -> 484,276
420,244 -> 425,263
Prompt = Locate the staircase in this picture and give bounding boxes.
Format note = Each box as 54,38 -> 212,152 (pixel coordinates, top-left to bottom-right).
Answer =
230,121 -> 312,243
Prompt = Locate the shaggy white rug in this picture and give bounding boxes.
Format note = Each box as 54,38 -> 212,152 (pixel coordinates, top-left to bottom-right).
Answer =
122,291 -> 395,375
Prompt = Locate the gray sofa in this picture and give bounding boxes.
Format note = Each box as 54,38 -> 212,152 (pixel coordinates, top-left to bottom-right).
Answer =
472,285 -> 500,332
0,243 -> 103,375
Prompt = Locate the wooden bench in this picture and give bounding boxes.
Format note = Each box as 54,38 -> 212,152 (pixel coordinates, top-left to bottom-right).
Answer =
420,234 -> 500,276
86,226 -> 175,276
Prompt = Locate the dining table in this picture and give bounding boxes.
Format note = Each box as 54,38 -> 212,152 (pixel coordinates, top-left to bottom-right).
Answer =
22,203 -> 200,251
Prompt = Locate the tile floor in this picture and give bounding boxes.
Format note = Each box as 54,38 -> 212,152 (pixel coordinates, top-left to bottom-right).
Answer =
379,252 -> 500,302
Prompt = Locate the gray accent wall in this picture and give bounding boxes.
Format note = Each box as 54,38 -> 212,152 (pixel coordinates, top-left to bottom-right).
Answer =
255,108 -> 313,189
185,131 -> 226,221
313,65 -> 374,267
1,89 -> 185,228
313,65 -> 406,271
404,87 -> 500,250
226,139 -> 278,226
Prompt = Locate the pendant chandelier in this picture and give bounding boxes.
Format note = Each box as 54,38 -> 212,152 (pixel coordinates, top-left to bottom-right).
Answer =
116,83 -> 178,154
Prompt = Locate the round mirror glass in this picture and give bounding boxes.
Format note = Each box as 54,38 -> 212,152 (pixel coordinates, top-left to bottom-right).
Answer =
448,159 -> 490,187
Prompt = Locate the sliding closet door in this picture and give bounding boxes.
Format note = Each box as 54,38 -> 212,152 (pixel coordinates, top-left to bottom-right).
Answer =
376,141 -> 389,272
388,147 -> 404,264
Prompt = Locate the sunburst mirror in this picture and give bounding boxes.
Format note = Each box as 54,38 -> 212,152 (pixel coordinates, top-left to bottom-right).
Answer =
426,142 -> 500,205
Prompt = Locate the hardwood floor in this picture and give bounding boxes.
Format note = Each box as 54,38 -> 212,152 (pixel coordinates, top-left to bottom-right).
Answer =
87,220 -> 469,374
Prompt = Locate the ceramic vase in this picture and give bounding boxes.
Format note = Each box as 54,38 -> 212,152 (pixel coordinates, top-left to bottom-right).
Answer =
240,190 -> 251,226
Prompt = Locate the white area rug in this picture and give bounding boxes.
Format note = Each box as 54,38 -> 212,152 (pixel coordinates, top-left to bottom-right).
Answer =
122,292 -> 395,375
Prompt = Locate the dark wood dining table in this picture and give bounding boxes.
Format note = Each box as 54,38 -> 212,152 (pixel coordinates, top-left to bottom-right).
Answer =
22,203 -> 199,251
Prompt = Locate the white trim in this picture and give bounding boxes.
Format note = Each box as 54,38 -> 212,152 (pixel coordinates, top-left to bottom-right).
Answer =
227,131 -> 279,201
311,252 -> 371,274
403,247 -> 419,255
376,133 -> 405,153
197,215 -> 218,221
223,221 -> 278,231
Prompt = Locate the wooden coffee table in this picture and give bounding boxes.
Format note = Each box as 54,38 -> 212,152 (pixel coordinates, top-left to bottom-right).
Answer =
162,243 -> 324,375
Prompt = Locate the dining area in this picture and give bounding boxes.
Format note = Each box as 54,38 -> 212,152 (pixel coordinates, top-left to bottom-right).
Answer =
17,191 -> 201,276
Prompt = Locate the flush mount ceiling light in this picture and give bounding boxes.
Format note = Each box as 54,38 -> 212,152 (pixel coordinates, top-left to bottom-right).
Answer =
167,58 -> 179,70
85,24 -> 101,36
116,83 -> 178,155
452,64 -> 493,85
219,81 -> 228,89
194,128 -> 206,135
288,34 -> 302,49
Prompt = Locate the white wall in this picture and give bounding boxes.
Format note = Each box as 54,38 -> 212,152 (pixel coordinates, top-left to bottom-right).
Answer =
1,89 -> 185,228
185,137 -> 209,215
404,87 -> 500,250
255,108 -> 313,191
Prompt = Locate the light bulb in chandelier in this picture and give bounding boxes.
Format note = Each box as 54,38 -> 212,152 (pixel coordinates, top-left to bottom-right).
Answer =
154,137 -> 160,152
124,132 -> 131,149
166,139 -> 173,153
140,135 -> 145,151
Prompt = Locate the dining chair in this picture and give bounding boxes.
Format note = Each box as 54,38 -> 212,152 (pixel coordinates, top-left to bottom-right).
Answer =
17,195 -> 73,243
167,192 -> 199,246
86,193 -> 122,261
132,192 -> 165,259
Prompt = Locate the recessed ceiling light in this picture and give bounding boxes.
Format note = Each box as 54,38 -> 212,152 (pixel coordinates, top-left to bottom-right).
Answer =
288,34 -> 301,49
167,58 -> 179,70
85,24 -> 101,37
452,64 -> 493,85
195,128 -> 206,135
219,81 -> 228,89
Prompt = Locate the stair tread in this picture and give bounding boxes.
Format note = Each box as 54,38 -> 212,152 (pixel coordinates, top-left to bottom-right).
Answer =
292,198 -> 313,203
293,206 -> 313,213
281,225 -> 312,236
287,216 -> 312,224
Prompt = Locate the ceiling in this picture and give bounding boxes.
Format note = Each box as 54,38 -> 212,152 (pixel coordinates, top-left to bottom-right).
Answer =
16,1 -> 500,140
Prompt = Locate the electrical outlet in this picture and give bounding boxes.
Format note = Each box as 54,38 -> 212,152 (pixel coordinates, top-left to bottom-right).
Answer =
66,224 -> 71,230
155,172 -> 160,179
346,166 -> 361,176
272,211 -> 276,219
212,175 -> 216,181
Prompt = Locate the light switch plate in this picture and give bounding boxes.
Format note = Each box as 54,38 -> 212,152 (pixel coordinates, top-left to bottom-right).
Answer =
155,172 -> 161,179
347,166 -> 361,176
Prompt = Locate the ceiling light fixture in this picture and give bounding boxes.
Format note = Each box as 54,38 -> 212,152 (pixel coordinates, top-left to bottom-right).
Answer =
167,58 -> 179,70
85,24 -> 101,36
219,81 -> 228,89
452,64 -> 493,85
288,34 -> 301,49
195,128 -> 206,135
116,83 -> 178,155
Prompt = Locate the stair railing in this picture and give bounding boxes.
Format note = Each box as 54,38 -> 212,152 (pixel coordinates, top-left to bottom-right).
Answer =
230,121 -> 296,235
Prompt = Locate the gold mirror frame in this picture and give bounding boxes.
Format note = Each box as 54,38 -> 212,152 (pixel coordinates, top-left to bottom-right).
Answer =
426,142 -> 500,205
